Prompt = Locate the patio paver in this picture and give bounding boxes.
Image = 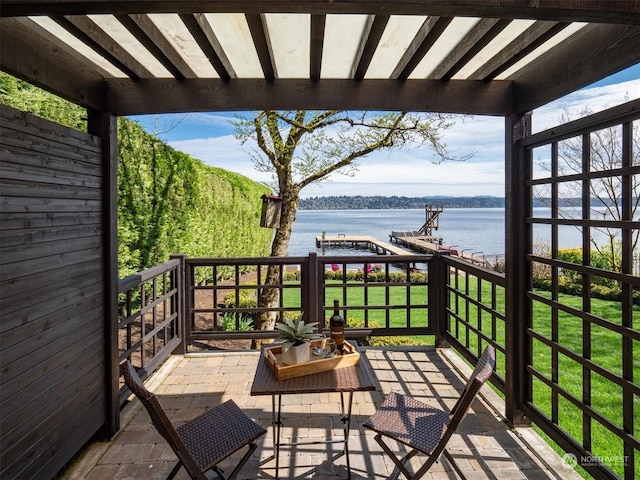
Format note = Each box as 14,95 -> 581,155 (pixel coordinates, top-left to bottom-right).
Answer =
60,347 -> 582,480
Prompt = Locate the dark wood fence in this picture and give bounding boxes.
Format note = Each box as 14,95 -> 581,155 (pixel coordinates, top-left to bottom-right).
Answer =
117,257 -> 183,405
518,100 -> 640,480
182,252 -> 440,345
443,255 -> 507,392
0,105 -> 108,479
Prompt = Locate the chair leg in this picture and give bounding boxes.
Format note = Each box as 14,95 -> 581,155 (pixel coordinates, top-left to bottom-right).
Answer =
373,434 -> 415,480
167,461 -> 183,480
373,433 -> 450,480
442,449 -> 465,479
215,442 -> 258,480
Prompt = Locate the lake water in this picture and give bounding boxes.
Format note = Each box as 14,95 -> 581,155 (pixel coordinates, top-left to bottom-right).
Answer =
288,208 -> 588,258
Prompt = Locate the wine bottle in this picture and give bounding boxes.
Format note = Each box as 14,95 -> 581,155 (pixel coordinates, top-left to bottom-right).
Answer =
330,299 -> 345,354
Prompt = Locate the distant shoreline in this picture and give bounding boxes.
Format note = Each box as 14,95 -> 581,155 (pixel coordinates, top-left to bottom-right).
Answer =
299,195 -> 503,210
298,195 -> 590,210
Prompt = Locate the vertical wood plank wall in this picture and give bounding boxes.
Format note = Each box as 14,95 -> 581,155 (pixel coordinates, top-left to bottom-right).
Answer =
0,105 -> 108,479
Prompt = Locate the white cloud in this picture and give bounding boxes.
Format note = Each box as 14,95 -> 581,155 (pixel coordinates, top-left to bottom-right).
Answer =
534,79 -> 639,131
165,79 -> 638,197
182,112 -> 238,128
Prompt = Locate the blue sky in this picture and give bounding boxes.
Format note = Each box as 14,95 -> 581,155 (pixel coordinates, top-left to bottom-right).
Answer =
130,65 -> 639,198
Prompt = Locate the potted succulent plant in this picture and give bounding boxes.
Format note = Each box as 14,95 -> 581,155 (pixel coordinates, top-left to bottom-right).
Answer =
274,314 -> 322,365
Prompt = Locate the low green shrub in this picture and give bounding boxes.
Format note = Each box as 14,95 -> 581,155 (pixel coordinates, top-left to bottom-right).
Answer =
533,277 -> 638,305
284,270 -> 301,281
323,269 -> 427,283
221,313 -> 254,331
222,284 -> 258,308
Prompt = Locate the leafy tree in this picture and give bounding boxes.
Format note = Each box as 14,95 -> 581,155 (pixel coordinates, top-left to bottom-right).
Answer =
234,110 -> 460,334
0,71 -> 86,130
535,105 -> 639,272
116,119 -> 272,277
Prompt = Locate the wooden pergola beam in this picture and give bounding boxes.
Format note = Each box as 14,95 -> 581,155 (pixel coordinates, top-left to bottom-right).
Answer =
2,0 -> 639,25
0,17 -> 107,111
106,78 -> 513,115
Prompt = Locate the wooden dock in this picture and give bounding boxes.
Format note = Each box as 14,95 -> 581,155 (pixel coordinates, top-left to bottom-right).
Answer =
316,232 -> 495,268
389,231 -> 495,267
315,234 -> 411,256
389,231 -> 450,254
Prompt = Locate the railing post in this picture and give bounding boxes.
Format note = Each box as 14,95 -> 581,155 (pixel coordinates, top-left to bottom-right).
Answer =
171,254 -> 187,355
430,253 -> 450,348
305,252 -> 321,331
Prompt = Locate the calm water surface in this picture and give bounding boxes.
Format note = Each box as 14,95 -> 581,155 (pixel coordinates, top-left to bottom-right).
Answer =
288,208 -> 586,258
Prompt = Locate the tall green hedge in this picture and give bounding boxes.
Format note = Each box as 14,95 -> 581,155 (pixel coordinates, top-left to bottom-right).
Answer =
1,72 -> 273,277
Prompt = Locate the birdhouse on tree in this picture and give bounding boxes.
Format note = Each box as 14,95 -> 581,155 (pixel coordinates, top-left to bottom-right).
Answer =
260,194 -> 282,228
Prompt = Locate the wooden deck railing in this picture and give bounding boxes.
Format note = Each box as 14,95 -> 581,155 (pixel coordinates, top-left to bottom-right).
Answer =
443,255 -> 507,393
182,251 -> 442,344
116,252 -> 507,396
117,258 -> 182,404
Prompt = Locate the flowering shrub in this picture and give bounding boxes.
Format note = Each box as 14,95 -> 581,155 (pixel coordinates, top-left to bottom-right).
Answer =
322,269 -> 427,283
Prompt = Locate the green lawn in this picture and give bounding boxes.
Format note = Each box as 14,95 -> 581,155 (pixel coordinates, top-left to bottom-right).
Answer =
284,279 -> 430,331
529,291 -> 640,479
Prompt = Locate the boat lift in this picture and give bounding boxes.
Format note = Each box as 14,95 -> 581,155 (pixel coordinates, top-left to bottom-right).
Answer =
418,204 -> 443,236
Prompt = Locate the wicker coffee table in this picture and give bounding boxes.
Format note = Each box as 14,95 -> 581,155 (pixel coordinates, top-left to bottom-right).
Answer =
251,342 -> 377,479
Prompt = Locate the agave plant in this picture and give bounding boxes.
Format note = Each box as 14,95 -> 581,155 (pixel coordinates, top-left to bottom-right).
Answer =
274,314 -> 322,351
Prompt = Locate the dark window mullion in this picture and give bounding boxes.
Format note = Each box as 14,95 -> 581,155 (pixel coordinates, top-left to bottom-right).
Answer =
621,121 -> 635,479
551,140 -> 560,424
581,132 -> 593,452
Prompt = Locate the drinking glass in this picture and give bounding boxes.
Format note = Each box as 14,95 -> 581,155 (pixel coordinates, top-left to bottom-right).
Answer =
323,338 -> 336,357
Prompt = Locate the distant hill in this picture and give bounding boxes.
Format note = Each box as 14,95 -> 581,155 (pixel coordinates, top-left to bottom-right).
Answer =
298,195 -> 609,210
299,196 -> 505,209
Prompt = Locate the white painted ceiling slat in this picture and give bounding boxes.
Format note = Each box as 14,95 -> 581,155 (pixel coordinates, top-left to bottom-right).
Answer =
29,16 -> 128,77
365,15 -> 429,79
496,23 -> 588,80
88,14 -> 171,77
452,19 -> 536,79
409,17 -> 482,79
264,13 -> 310,79
204,13 -> 263,78
322,14 -> 368,79
148,13 -> 219,78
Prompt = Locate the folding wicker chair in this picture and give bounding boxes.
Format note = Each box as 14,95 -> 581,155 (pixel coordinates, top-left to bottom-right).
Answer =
120,361 -> 267,480
364,345 -> 496,480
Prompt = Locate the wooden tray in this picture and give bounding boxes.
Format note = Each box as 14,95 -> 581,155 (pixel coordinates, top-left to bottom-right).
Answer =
264,340 -> 360,380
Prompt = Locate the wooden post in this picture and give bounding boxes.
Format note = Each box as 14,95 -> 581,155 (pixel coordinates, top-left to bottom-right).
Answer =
430,253 -> 450,348
504,112 -> 532,427
171,254 -> 187,355
183,259 -> 194,349
304,252 -> 320,331
87,109 -> 119,437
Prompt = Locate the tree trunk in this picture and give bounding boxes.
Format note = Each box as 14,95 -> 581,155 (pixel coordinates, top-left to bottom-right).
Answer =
253,191 -> 299,348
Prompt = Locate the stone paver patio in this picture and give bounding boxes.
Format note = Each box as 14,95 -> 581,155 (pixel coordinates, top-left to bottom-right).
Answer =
60,347 -> 581,480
